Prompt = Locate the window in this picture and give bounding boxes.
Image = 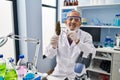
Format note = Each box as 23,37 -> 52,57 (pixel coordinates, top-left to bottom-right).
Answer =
0,0 -> 18,62
42,1 -> 58,54
42,0 -> 56,6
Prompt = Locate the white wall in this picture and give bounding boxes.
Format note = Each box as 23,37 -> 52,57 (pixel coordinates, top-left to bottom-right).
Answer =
17,0 -> 56,72
17,0 -> 28,61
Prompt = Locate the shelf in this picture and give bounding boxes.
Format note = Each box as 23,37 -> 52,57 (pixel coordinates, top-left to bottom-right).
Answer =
61,24 -> 120,28
62,3 -> 120,8
81,25 -> 120,28
96,48 -> 120,54
60,3 -> 120,80
77,3 -> 120,9
87,66 -> 111,75
94,56 -> 112,61
60,6 -> 77,10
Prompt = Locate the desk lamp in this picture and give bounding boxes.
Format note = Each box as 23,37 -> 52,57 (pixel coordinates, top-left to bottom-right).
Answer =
0,33 -> 40,72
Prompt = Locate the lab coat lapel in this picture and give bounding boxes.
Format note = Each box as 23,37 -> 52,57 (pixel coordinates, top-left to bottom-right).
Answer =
61,29 -> 70,47
62,32 -> 69,47
61,29 -> 81,47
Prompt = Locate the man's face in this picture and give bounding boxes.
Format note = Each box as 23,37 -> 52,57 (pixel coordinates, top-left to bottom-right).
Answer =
65,11 -> 81,31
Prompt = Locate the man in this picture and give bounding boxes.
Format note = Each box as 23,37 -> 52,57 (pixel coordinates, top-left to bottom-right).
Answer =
45,10 -> 96,79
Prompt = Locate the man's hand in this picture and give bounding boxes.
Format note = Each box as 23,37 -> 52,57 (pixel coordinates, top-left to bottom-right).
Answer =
50,35 -> 59,49
67,31 -> 79,44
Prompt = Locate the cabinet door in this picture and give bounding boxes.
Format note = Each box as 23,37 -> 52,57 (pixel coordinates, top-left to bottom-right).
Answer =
112,61 -> 120,80
113,53 -> 120,61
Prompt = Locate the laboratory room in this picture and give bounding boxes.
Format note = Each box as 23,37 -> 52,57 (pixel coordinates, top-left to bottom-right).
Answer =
0,0 -> 120,80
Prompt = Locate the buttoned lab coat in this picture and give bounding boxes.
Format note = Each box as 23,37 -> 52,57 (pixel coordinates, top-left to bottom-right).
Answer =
45,29 -> 96,79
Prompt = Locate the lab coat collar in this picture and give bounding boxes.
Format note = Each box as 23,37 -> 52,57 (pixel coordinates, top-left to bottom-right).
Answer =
62,29 -> 81,47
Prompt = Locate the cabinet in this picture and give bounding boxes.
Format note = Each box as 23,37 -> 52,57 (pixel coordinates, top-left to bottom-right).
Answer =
87,48 -> 120,80
112,61 -> 120,80
76,4 -> 120,28
112,51 -> 120,80
60,2 -> 120,80
87,48 -> 112,80
60,3 -> 120,28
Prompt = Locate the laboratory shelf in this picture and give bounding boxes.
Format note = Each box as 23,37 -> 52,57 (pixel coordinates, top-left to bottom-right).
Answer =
60,2 -> 120,80
62,3 -> 120,8
61,25 -> 120,28
94,56 -> 112,61
96,48 -> 120,54
81,25 -> 120,28
76,3 -> 120,9
87,66 -> 111,75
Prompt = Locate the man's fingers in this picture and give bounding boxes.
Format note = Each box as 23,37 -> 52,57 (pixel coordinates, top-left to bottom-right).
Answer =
67,31 -> 76,36
52,35 -> 59,40
51,39 -> 58,44
51,36 -> 59,42
50,35 -> 59,48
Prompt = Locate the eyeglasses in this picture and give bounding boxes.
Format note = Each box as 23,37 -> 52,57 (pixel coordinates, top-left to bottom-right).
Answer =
67,16 -> 81,22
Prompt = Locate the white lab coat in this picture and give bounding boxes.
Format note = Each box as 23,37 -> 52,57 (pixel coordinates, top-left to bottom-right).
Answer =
45,28 -> 96,79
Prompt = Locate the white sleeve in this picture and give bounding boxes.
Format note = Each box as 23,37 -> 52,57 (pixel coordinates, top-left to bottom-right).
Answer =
76,33 -> 96,58
44,44 -> 57,59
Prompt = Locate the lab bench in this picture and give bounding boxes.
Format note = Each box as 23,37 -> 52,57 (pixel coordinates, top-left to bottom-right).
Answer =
87,47 -> 120,80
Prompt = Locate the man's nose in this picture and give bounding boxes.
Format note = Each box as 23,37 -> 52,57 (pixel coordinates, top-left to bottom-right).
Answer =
71,18 -> 76,23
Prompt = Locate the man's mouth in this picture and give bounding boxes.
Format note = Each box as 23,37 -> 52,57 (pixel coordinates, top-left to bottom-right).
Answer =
70,23 -> 76,27
70,25 -> 76,30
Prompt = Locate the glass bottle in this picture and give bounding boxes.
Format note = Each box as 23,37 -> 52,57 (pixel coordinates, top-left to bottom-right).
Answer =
74,0 -> 78,5
118,14 -> 120,26
64,0 -> 69,6
24,63 -> 35,80
0,54 -> 6,79
17,54 -> 27,79
4,58 -> 18,80
64,0 -> 67,6
113,14 -> 119,26
110,39 -> 114,48
104,36 -> 111,47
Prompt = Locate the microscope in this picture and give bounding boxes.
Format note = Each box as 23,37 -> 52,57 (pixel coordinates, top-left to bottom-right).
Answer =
74,51 -> 92,80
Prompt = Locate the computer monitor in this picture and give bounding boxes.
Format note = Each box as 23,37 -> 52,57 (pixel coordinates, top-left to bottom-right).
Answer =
80,27 -> 101,43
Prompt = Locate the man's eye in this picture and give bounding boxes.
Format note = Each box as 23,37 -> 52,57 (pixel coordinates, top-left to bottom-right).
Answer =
75,19 -> 79,22
69,18 -> 73,21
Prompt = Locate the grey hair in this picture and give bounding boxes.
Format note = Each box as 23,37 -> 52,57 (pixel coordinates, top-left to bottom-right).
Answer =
66,10 -> 81,17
